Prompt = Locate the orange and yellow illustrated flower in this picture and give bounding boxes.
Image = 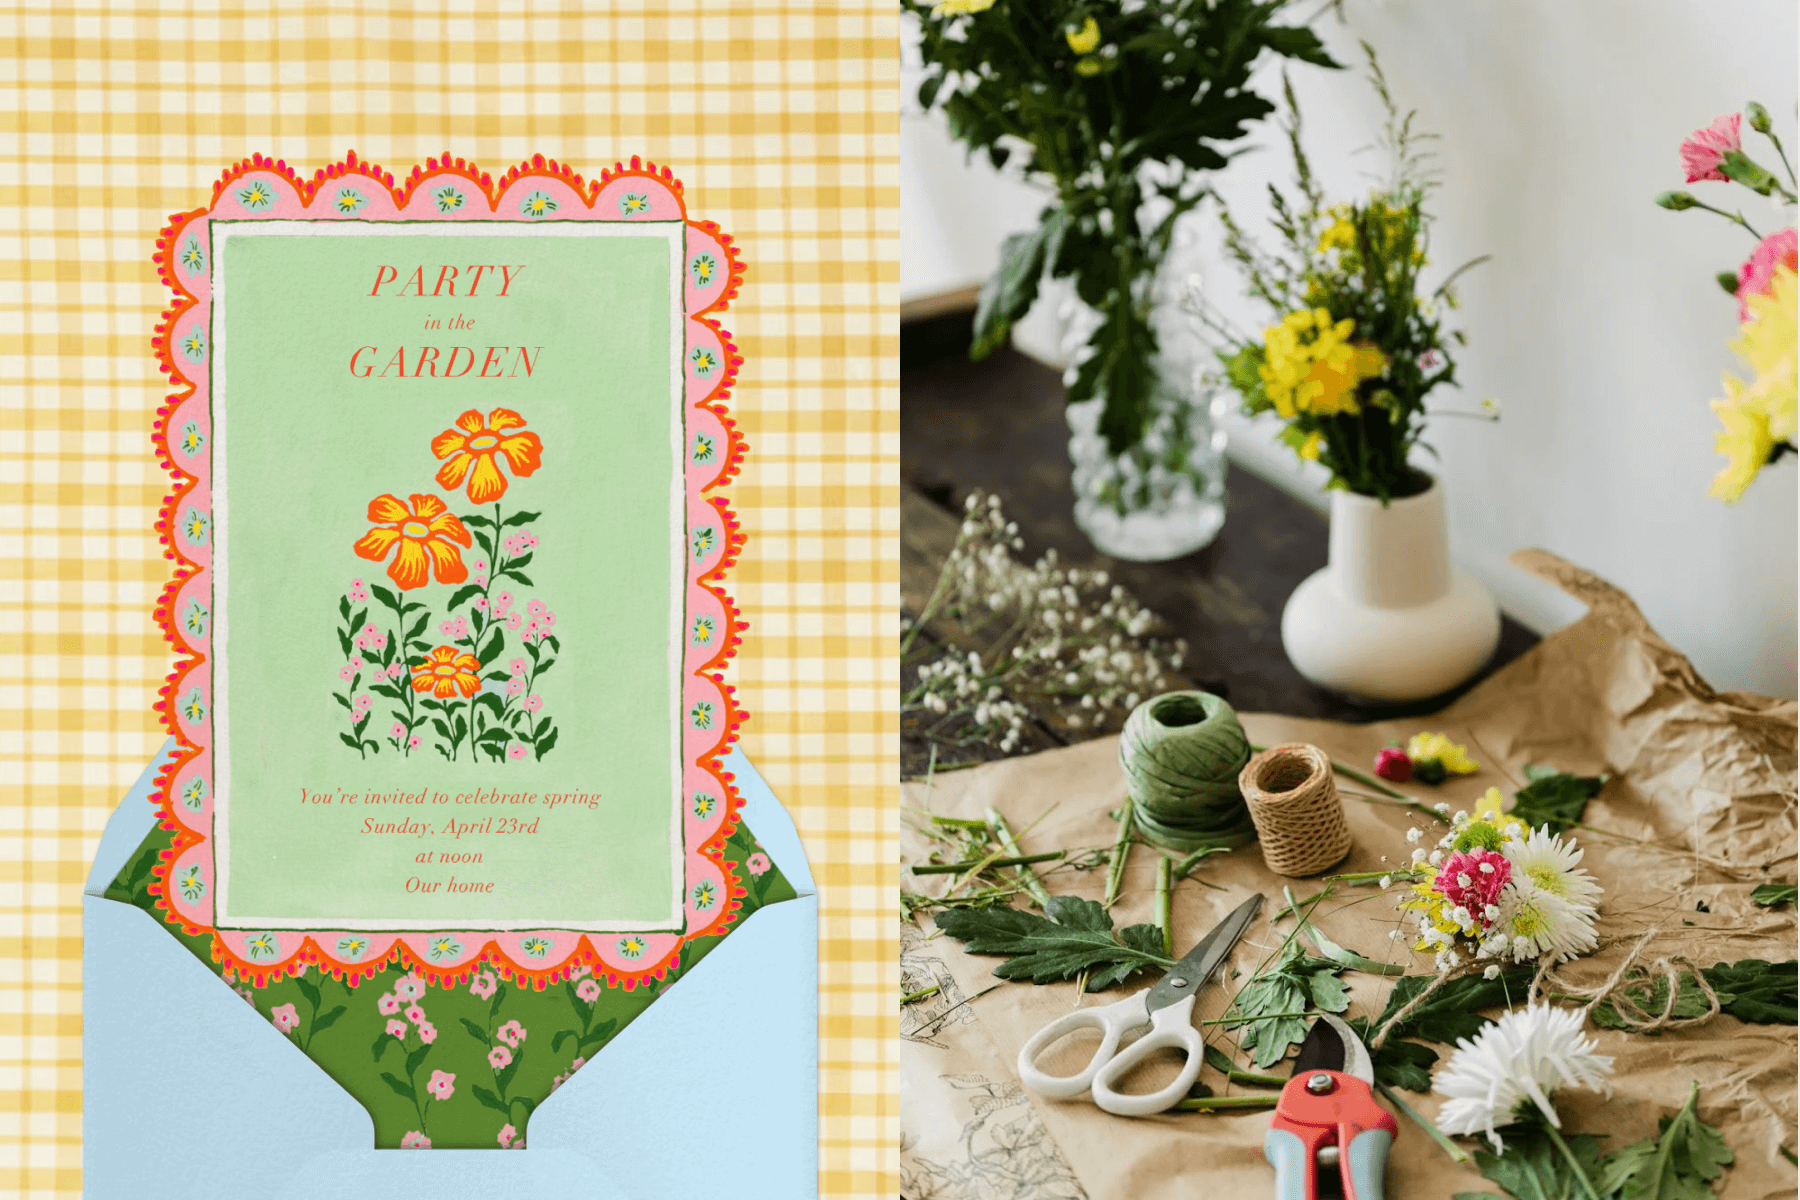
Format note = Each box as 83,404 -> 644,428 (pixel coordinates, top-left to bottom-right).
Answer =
410,646 -> 483,699
431,408 -> 544,504
353,493 -> 472,590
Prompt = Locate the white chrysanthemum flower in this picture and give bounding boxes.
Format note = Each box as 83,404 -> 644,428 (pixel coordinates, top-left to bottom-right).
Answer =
1495,879 -> 1599,963
1502,827 -> 1603,914
1434,1004 -> 1614,1151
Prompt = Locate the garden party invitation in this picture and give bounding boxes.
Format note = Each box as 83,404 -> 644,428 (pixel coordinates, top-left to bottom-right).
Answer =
107,153 -> 797,1149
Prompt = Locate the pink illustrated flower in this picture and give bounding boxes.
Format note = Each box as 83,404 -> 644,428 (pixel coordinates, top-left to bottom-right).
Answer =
270,1003 -> 300,1033
570,964 -> 592,980
528,600 -> 546,619
496,590 -> 514,608
1681,113 -> 1742,183
521,533 -> 538,550
362,623 -> 379,638
387,662 -> 406,680
503,535 -> 523,556
408,735 -> 422,749
349,579 -> 370,603
473,596 -> 488,611
1432,848 -> 1512,930
470,970 -> 498,1000
417,1021 -> 438,1044
1736,228 -> 1798,321
506,677 -> 524,697
474,560 -> 487,572
385,1019 -> 407,1038
510,657 -> 528,674
523,694 -> 544,713
746,852 -> 771,876
487,1045 -> 513,1070
338,664 -> 356,682
550,1073 -> 566,1092
235,986 -> 255,1005
507,612 -> 523,630
539,608 -> 556,628
1373,748 -> 1412,783
347,655 -> 363,671
394,973 -> 423,1001
569,1056 -> 586,1073
498,1124 -> 518,1149
522,622 -> 543,644
399,1131 -> 431,1149
377,992 -> 401,1015
496,1019 -> 527,1048
508,744 -> 528,761
391,721 -> 407,739
404,1004 -> 426,1025
426,1070 -> 456,1101
353,695 -> 372,715
576,979 -> 601,1003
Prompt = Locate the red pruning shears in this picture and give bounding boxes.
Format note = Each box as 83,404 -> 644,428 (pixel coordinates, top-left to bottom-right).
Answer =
1266,1013 -> 1397,1200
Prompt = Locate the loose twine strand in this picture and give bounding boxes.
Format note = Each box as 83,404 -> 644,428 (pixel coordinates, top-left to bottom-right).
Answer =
1368,926 -> 1720,1051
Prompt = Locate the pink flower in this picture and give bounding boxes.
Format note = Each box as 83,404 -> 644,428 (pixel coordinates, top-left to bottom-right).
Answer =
235,987 -> 255,1005
270,1003 -> 299,1033
417,1021 -> 438,1044
387,663 -> 406,680
404,1004 -> 426,1025
507,612 -> 523,630
569,1056 -> 586,1073
399,1131 -> 431,1149
1373,748 -> 1412,783
338,664 -> 356,682
353,695 -> 372,714
1681,113 -> 1742,183
474,560 -> 487,572
377,993 -> 401,1015
538,608 -> 556,628
474,596 -> 488,611
746,852 -> 771,876
524,694 -> 543,713
506,677 -> 524,696
470,970 -> 498,1000
521,533 -> 538,550
495,1019 -> 527,1049
385,1018 -> 407,1038
487,1045 -> 513,1069
496,590 -> 514,608
528,600 -> 546,619
349,579 -> 370,603
362,623 -> 379,638
510,658 -> 528,674
393,974 -> 423,1001
408,735 -> 422,749
522,622 -> 543,643
347,655 -> 363,671
550,1073 -> 566,1092
1432,848 -> 1512,929
570,964 -> 592,980
508,744 -> 528,761
576,978 -> 601,1003
426,1070 -> 455,1100
497,1123 -> 518,1149
391,721 -> 406,739
1736,228 -> 1798,321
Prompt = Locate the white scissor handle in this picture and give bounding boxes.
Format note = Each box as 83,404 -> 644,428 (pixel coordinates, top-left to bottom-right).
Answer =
1090,993 -> 1204,1117
1016,992 -> 1148,1099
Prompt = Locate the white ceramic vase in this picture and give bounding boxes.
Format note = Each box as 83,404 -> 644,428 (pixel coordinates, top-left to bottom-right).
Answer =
1280,475 -> 1499,703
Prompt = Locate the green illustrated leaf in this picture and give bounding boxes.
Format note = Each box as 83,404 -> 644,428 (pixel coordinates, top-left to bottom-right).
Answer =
1510,766 -> 1607,834
536,727 -> 558,760
506,552 -> 534,572
369,584 -> 399,610
1751,883 -> 1797,909
497,1043 -> 524,1094
404,1043 -> 431,1077
933,894 -> 1171,992
371,1033 -> 390,1061
444,584 -> 483,611
461,514 -> 494,529
333,693 -> 354,712
338,732 -> 362,751
380,1071 -> 416,1102
490,982 -> 508,1019
551,1029 -> 575,1053
338,595 -> 351,620
471,1084 -> 510,1114
580,1018 -> 620,1053
310,1005 -> 347,1035
337,630 -> 352,657
502,510 -> 541,528
348,608 -> 367,636
368,683 -> 402,700
293,974 -> 321,1009
1699,958 -> 1797,1025
460,1017 -> 492,1046
478,634 -> 505,668
503,570 -> 533,587
1368,1036 -> 1438,1093
1596,1082 -> 1733,1200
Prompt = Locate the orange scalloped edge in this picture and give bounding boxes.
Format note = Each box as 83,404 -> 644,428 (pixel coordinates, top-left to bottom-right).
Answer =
147,153 -> 754,992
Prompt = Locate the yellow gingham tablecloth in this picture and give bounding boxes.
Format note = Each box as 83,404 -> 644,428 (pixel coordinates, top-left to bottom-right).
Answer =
0,2 -> 899,1194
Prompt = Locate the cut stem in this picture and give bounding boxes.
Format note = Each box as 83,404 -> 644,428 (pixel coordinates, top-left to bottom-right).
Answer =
1156,855 -> 1174,959
910,851 -> 1064,875
1105,804 -> 1134,908
1543,1121 -> 1601,1200
1376,1082 -> 1468,1163
988,807 -> 1053,910
901,984 -> 941,1005
1174,1095 -> 1280,1113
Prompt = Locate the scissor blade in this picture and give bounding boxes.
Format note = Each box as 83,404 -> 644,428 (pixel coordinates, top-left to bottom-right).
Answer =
1291,1012 -> 1373,1083
1143,893 -> 1264,1015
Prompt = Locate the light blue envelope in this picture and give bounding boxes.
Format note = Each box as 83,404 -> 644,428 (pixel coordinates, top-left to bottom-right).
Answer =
84,740 -> 817,1198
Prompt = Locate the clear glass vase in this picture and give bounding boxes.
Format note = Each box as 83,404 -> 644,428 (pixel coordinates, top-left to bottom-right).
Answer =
1065,359 -> 1229,562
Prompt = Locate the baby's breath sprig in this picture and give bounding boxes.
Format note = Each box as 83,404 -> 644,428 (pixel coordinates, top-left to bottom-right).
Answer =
903,491 -> 1188,755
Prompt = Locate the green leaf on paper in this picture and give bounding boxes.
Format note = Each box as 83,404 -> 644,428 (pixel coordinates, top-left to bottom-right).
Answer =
471,1084 -> 510,1114
1700,958 -> 1797,1025
1223,944 -> 1348,1069
1465,1124 -> 1608,1200
1596,1082 -> 1733,1200
1591,972 -> 1718,1031
933,894 -> 1172,992
1369,967 -> 1535,1046
1510,766 -> 1607,834
380,1072 -> 416,1102
461,1017 -> 491,1046
1751,883 -> 1797,909
311,1005 -> 346,1035
1369,1037 -> 1438,1093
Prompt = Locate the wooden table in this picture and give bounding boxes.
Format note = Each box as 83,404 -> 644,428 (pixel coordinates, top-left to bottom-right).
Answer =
901,319 -> 1539,778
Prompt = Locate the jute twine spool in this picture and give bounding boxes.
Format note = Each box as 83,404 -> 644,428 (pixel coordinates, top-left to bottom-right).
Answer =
1117,691 -> 1257,852
1237,743 -> 1352,877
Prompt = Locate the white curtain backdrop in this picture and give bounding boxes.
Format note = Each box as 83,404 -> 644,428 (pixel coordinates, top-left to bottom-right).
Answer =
901,0 -> 1800,699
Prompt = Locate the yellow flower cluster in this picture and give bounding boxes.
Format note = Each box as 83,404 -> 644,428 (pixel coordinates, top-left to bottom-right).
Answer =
1258,308 -> 1388,421
1407,732 -> 1479,775
1711,265 -> 1797,502
1317,206 -> 1357,254
932,0 -> 995,13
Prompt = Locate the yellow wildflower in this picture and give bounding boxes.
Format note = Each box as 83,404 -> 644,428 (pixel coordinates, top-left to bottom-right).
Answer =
1406,732 -> 1479,780
1065,16 -> 1099,54
1472,786 -> 1528,841
932,0 -> 995,13
1317,206 -> 1357,254
1074,56 -> 1103,76
1298,430 -> 1322,460
1258,307 -> 1388,419
1709,379 -> 1775,503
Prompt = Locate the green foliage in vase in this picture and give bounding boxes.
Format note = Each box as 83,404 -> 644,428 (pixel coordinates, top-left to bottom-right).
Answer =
905,0 -> 1340,454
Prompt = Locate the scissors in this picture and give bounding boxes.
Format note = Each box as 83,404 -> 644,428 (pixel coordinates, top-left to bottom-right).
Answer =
1016,893 -> 1264,1116
1266,1012 -> 1397,1200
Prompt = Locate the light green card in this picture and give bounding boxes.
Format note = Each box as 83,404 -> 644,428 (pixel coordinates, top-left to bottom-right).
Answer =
210,223 -> 687,931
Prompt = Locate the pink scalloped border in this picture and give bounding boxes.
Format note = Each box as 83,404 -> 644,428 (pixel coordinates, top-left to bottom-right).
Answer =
148,153 -> 750,990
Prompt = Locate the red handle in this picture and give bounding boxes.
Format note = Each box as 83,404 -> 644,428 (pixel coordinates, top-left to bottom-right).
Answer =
1271,1071 -> 1398,1200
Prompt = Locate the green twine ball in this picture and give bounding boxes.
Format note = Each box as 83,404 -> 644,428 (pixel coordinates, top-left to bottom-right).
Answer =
1118,691 -> 1257,852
